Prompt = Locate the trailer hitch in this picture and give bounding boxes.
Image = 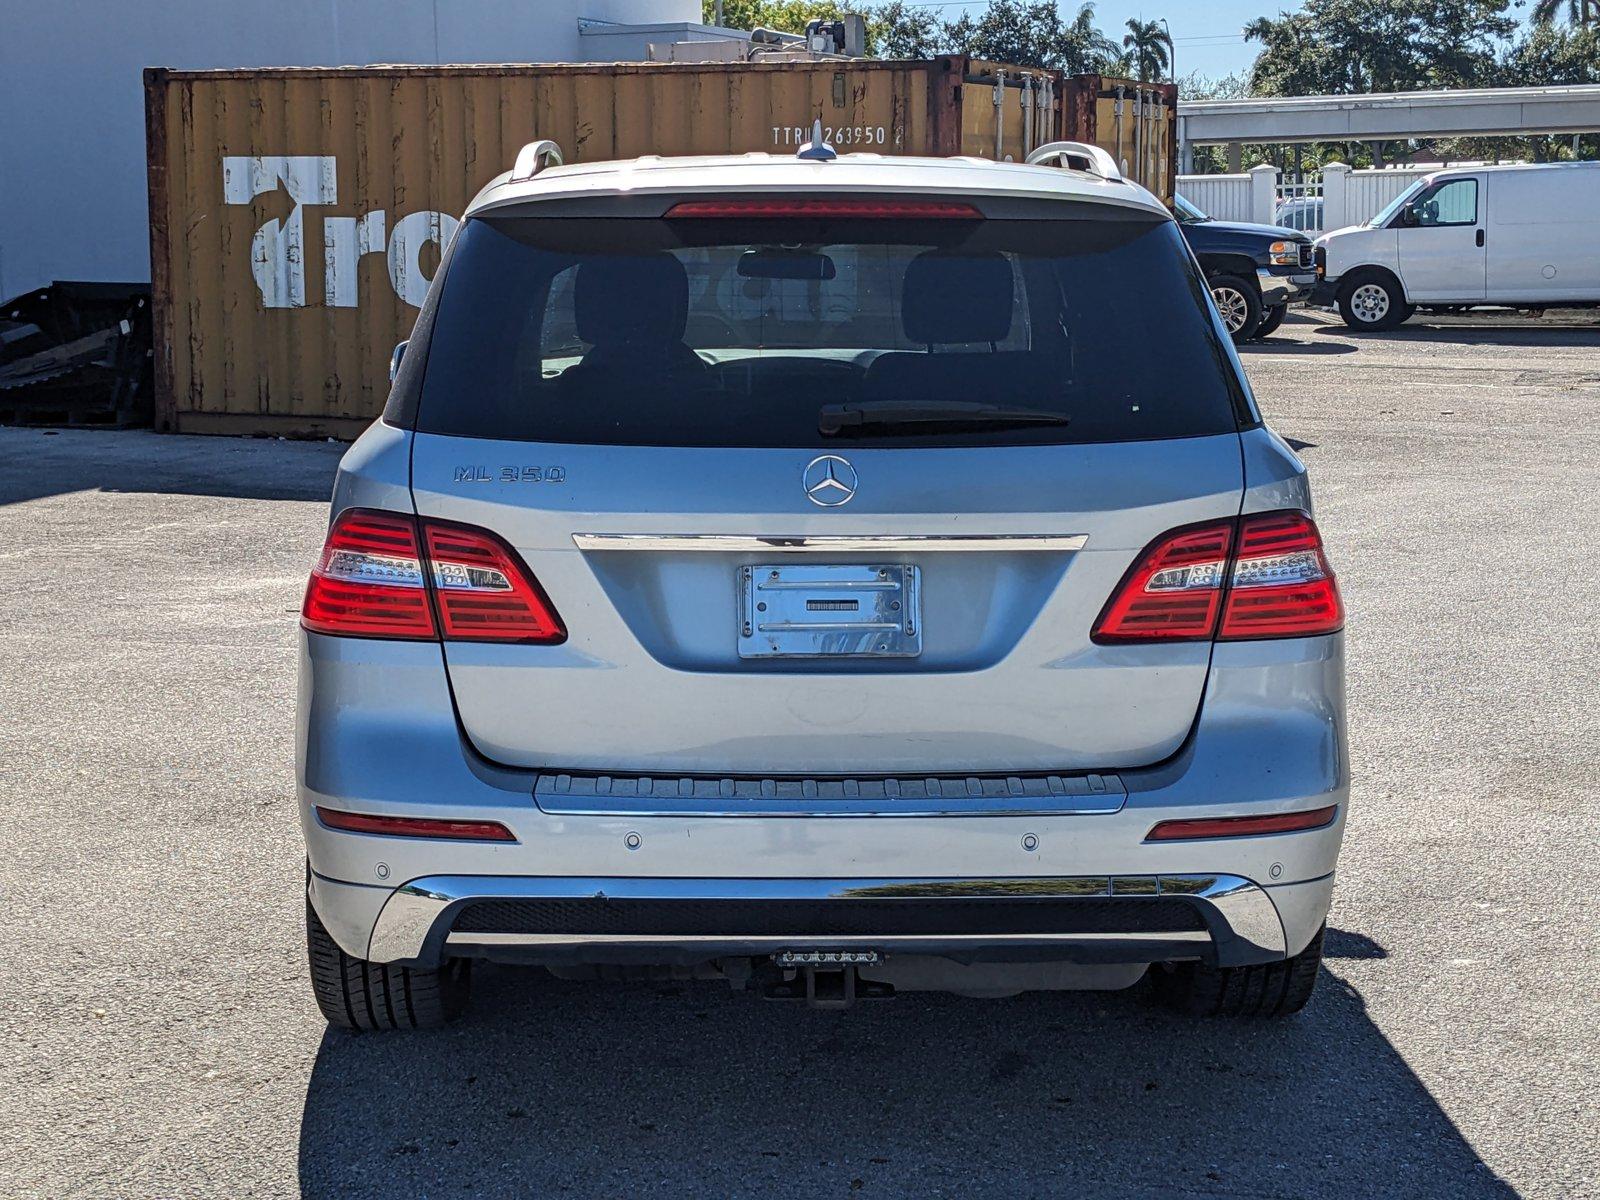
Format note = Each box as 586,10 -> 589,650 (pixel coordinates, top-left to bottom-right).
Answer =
761,950 -> 894,1009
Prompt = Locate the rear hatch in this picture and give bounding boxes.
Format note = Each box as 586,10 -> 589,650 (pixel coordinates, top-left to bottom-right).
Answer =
405,194 -> 1250,775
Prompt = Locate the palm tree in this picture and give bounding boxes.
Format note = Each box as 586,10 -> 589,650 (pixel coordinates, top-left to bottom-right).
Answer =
1122,17 -> 1172,82
1069,3 -> 1122,68
1532,0 -> 1599,22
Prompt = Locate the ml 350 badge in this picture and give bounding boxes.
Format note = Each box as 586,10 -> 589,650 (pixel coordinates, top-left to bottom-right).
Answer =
452,465 -> 568,484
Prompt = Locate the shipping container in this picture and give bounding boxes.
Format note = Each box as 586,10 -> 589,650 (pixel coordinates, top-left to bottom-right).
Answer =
144,59 -> 1176,436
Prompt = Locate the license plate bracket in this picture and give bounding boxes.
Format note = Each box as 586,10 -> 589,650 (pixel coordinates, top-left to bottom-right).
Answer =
739,564 -> 921,659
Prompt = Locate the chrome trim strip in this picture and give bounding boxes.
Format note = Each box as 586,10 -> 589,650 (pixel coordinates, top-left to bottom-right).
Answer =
571,534 -> 1089,553
447,931 -> 1211,948
367,873 -> 1286,964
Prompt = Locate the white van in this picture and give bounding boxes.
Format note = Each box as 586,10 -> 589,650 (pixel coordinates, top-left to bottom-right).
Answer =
1313,161 -> 1600,330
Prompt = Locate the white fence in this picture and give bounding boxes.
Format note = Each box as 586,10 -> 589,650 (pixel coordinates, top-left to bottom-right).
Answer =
1338,164 -> 1431,229
1177,162 -> 1433,231
1176,165 -> 1277,223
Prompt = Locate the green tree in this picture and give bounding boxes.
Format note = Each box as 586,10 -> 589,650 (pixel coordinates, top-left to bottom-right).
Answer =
1121,18 -> 1172,81
942,1 -> 1121,71
1066,4 -> 1126,73
1439,22 -> 1600,159
1499,18 -> 1600,81
1177,69 -> 1251,99
704,1 -> 853,32
703,1 -> 903,54
704,1 -> 1127,73
870,0 -> 943,58
1245,0 -> 1515,96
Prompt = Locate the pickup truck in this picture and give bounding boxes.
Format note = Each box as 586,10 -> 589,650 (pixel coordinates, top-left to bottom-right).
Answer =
1174,195 -> 1318,342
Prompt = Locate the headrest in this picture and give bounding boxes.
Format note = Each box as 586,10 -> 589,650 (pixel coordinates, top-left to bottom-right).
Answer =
902,251 -> 1014,345
574,253 -> 689,345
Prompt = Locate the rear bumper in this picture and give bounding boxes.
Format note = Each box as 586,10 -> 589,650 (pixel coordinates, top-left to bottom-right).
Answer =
315,870 -> 1334,970
298,630 -> 1348,973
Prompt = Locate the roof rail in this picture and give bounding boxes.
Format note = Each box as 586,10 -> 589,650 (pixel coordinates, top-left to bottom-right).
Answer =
511,139 -> 564,182
1025,141 -> 1123,183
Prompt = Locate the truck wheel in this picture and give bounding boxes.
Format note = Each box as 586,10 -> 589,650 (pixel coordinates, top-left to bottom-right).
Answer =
1337,271 -> 1412,331
1256,303 -> 1287,338
1209,274 -> 1262,342
1152,924 -> 1324,1018
306,896 -> 470,1030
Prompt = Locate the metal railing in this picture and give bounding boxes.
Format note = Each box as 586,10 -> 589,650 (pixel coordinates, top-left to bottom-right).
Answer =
1274,175 -> 1324,232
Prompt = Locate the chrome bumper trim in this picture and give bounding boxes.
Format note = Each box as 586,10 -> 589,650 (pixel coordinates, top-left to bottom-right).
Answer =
1257,268 -> 1318,306
367,874 -> 1286,965
571,533 -> 1089,553
447,931 -> 1211,948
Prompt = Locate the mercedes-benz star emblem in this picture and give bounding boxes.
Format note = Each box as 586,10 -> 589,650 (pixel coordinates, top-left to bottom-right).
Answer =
803,455 -> 858,507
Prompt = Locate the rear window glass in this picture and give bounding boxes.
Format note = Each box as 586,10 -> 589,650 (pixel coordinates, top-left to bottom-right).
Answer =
414,211 -> 1247,448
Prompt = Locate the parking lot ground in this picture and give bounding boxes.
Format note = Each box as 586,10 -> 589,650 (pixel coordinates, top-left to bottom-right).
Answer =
3,312 -> 1597,1199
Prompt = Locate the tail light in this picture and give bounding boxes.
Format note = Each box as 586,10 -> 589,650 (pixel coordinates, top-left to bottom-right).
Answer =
1092,511 -> 1343,644
423,521 -> 567,643
1090,521 -> 1233,643
301,510 -> 436,639
1219,511 -> 1343,639
302,509 -> 566,644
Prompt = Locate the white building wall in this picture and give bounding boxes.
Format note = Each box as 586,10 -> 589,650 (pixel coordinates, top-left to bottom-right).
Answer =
0,0 -> 697,299
579,20 -> 750,61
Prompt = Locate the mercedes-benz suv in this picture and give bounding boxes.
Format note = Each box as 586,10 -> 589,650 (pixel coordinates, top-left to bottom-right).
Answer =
298,138 -> 1348,1028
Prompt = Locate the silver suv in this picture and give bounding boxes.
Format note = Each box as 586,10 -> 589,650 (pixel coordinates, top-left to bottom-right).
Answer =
298,138 -> 1348,1028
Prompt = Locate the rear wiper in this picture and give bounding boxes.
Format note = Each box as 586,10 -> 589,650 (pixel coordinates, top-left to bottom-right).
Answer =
819,400 -> 1069,436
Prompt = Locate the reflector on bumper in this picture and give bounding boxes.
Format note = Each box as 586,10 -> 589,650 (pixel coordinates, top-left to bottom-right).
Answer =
1145,805 -> 1337,842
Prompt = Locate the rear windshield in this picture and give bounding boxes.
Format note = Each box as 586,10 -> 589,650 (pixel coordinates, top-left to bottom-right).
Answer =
414,210 -> 1247,448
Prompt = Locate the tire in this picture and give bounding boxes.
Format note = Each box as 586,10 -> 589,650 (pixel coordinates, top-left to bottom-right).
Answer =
306,895 -> 470,1030
1153,924 -> 1324,1018
1255,303 -> 1287,338
1209,274 -> 1263,342
1337,271 -> 1413,331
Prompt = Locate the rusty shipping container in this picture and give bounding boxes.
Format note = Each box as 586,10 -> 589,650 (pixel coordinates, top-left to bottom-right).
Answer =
145,59 -> 1176,436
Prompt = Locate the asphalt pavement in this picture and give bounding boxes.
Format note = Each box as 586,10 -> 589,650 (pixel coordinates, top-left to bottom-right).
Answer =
2,310 -> 1596,1199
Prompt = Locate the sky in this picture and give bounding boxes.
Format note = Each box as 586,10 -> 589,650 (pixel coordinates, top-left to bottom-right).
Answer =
936,0 -> 1304,79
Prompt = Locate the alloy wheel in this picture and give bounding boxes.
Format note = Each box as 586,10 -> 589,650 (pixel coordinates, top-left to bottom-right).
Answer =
1211,285 -> 1250,333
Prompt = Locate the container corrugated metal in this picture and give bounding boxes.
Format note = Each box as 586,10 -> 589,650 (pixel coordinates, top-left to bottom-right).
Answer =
1056,75 -> 1177,206
145,59 -> 1176,436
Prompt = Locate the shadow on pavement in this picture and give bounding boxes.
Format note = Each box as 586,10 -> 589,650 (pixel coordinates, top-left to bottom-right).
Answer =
1237,336 -> 1357,355
297,943 -> 1516,1199
0,427 -> 342,506
1308,323 -> 1600,348
1324,928 -> 1388,960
